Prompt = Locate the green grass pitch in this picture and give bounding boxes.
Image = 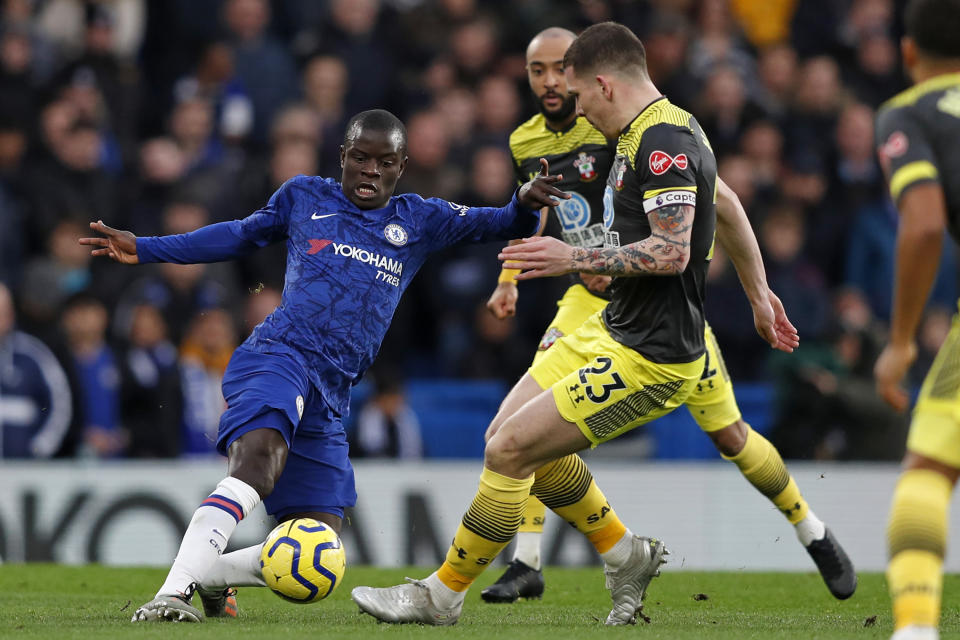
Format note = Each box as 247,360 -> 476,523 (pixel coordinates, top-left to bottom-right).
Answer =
1,565 -> 959,639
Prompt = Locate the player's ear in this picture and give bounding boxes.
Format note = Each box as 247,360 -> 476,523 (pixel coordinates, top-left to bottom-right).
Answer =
339,145 -> 346,168
597,75 -> 613,100
398,154 -> 408,177
901,37 -> 917,78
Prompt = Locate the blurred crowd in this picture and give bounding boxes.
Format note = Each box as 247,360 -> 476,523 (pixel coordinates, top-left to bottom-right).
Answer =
0,0 -> 950,461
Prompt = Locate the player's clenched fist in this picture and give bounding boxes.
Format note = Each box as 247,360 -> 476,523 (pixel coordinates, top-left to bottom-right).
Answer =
486,281 -> 519,319
79,220 -> 140,264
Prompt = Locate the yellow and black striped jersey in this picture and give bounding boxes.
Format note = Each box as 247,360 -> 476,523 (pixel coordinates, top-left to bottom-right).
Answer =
876,72 -> 960,244
602,97 -> 717,364
509,114 -> 615,250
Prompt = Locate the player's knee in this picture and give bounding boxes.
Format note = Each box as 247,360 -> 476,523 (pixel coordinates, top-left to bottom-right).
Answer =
227,430 -> 289,498
709,419 -> 748,457
484,423 -> 531,475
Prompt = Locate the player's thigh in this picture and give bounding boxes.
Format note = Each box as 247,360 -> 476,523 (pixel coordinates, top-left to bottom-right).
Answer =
684,323 -> 742,433
217,348 -> 312,456
531,284 -> 608,367
545,313 -> 704,446
487,387 -> 593,475
486,373 -> 545,441
265,392 -> 357,521
907,315 -> 960,469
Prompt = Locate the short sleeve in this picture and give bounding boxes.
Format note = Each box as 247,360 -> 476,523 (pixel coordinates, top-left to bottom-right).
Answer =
633,124 -> 699,215
876,106 -> 940,204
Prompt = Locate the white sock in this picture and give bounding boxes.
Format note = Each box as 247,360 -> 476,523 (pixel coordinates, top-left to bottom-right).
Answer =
794,510 -> 826,546
423,572 -> 465,610
512,532 -> 542,570
156,477 -> 261,597
200,544 -> 266,589
600,529 -> 634,568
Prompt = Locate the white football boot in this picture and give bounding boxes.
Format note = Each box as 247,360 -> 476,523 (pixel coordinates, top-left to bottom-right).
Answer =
604,535 -> 669,625
352,578 -> 461,625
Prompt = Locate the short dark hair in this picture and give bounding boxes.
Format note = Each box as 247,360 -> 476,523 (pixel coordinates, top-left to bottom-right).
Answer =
906,0 -> 960,58
562,22 -> 647,78
343,109 -> 407,152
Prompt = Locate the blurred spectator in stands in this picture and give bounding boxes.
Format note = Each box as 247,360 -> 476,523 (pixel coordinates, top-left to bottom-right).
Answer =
474,75 -> 521,146
0,25 -> 40,128
448,17 -> 500,86
643,11 -> 696,109
0,116 -> 28,286
125,137 -> 188,235
0,283 -> 74,458
703,245 -> 765,379
756,43 -> 797,118
120,303 -> 183,458
20,220 -> 93,336
26,105 -> 117,250
769,289 -> 907,460
457,146 -> 515,206
688,0 -> 757,83
696,65 -> 765,159
717,153 -> 763,221
173,41 -> 254,146
244,286 -> 282,337
739,121 -> 783,201
179,308 -> 235,456
397,110 -> 462,200
435,86 -> 479,158
61,292 -> 124,458
760,200 -> 830,339
790,0 -> 846,58
847,30 -> 904,107
350,367 -> 423,459
2,0 -> 58,84
311,0 -> 392,115
784,56 -> 846,159
809,102 -> 883,283
53,3 -> 141,153
911,306 -> 953,389
301,55 -> 349,173
845,197 -> 957,321
223,0 -> 299,143
168,97 -> 223,175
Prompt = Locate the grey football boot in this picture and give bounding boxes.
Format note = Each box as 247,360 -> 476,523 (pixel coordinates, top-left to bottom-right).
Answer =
604,536 -> 669,625
352,578 -> 462,625
131,583 -> 204,623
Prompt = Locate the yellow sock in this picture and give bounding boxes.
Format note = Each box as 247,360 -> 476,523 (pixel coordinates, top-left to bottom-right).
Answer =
437,467 -> 533,592
533,454 -> 626,553
724,426 -> 808,524
518,497 -> 546,534
887,469 -> 951,630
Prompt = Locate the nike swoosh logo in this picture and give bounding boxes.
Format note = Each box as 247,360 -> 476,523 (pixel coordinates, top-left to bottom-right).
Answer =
311,212 -> 338,220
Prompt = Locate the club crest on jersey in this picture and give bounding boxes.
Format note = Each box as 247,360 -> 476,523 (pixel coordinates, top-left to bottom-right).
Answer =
649,150 -> 687,175
538,327 -> 564,351
573,152 -> 597,181
383,223 -> 408,247
615,162 -> 627,190
880,131 -> 908,159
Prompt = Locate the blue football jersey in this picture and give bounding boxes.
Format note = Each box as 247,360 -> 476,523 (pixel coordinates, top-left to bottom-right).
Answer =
137,175 -> 539,415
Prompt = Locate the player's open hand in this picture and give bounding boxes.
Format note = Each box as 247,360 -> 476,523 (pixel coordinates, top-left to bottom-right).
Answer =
518,158 -> 570,210
498,236 -> 574,280
79,220 -> 139,264
486,281 -> 519,319
767,290 -> 799,352
874,341 -> 917,413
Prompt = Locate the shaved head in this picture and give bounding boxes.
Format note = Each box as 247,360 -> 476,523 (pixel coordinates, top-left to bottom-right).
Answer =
526,27 -> 576,60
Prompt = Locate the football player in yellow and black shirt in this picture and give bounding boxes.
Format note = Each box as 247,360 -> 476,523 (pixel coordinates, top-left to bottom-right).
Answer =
874,1 -> 960,638
352,22 -> 827,627
481,27 -> 856,606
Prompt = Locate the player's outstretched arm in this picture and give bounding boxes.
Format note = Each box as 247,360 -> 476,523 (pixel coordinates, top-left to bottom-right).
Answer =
79,220 -> 139,264
516,158 -> 570,210
499,202 -> 694,279
715,178 -> 799,352
875,182 -> 946,411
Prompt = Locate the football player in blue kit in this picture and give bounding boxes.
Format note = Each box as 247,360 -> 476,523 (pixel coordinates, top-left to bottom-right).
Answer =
79,109 -> 565,623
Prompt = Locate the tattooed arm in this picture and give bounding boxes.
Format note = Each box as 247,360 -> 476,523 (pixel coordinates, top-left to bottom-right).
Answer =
570,203 -> 693,275
498,203 -> 694,278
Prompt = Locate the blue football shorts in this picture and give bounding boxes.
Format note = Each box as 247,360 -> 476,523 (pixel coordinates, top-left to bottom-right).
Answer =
217,347 -> 357,519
